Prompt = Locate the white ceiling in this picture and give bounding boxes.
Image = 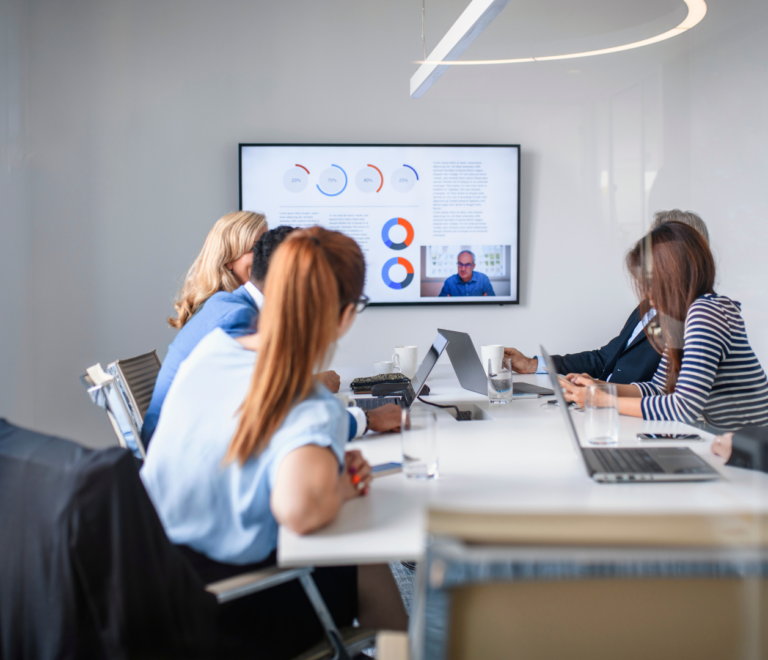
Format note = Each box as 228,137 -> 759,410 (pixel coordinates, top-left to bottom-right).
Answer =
425,0 -> 687,60
405,0 -> 767,101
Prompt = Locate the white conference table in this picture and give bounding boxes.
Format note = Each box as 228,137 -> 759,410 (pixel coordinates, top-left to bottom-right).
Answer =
278,365 -> 768,567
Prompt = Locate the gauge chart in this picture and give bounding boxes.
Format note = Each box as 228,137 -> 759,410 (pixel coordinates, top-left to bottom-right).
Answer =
391,164 -> 418,193
355,164 -> 384,193
283,164 -> 309,192
317,164 -> 348,196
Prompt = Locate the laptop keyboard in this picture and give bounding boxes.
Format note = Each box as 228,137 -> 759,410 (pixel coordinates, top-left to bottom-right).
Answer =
353,397 -> 402,411
593,448 -> 665,474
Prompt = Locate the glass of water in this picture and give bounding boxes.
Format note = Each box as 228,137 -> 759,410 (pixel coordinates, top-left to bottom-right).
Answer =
487,357 -> 513,404
584,383 -> 619,445
401,407 -> 438,479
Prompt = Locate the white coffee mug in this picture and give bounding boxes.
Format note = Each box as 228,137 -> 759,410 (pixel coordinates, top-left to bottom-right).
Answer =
373,360 -> 398,376
481,345 -> 505,376
393,346 -> 418,379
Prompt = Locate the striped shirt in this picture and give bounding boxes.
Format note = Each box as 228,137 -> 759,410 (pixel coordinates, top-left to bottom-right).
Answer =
634,294 -> 768,431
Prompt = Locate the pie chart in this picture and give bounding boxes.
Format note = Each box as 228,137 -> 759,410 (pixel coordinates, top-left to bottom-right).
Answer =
381,217 -> 414,251
382,257 -> 414,290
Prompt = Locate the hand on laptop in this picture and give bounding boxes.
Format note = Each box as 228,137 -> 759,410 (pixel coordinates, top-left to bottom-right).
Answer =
367,404 -> 402,433
710,432 -> 733,461
503,347 -> 538,374
316,370 -> 341,393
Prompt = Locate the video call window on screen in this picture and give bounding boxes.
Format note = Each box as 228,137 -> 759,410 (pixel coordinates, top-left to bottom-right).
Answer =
240,143 -> 520,306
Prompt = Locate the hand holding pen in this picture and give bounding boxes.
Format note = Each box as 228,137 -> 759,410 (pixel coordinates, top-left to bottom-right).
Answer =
342,450 -> 372,500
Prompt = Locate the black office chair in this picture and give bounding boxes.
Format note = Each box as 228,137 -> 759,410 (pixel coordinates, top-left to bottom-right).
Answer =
0,420 -> 374,659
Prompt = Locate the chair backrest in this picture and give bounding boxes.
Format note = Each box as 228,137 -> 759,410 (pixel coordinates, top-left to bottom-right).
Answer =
411,509 -> 768,660
0,420 -> 216,658
106,350 -> 162,426
81,350 -> 161,459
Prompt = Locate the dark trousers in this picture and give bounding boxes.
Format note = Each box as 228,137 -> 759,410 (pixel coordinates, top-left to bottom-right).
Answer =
177,546 -> 358,660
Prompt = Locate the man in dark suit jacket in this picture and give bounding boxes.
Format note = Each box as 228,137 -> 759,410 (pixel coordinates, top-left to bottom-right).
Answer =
504,306 -> 662,384
505,210 -> 711,386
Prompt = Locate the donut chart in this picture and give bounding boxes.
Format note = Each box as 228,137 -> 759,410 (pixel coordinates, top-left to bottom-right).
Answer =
382,257 -> 414,290
381,217 -> 414,251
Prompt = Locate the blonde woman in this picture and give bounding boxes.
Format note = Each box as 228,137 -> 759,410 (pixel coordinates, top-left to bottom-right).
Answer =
168,210 -> 267,329
142,227 -> 407,657
140,211 -> 266,445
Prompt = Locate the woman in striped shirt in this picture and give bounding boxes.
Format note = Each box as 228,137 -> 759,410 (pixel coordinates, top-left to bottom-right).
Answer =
562,221 -> 768,430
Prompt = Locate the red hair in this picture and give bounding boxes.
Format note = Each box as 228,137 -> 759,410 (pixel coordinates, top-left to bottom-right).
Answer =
227,227 -> 365,464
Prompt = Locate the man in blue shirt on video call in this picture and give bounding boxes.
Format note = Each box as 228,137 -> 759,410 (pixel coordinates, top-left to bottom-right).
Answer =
439,250 -> 496,297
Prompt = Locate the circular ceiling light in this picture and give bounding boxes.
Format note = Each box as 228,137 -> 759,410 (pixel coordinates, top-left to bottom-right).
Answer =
418,0 -> 706,66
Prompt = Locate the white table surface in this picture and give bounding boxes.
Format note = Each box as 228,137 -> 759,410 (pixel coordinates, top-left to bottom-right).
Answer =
278,365 -> 768,567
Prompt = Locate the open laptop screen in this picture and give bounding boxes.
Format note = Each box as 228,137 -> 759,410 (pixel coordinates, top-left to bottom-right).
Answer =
540,346 -> 588,463
403,333 -> 449,407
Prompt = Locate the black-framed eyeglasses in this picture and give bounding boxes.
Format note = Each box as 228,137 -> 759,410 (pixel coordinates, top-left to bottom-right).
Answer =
355,294 -> 370,314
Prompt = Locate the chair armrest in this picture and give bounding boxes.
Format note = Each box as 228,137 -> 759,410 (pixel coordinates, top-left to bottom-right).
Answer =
376,631 -> 409,660
205,566 -> 312,604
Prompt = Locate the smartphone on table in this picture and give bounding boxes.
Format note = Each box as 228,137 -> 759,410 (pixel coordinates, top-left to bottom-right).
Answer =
371,462 -> 402,477
637,433 -> 702,442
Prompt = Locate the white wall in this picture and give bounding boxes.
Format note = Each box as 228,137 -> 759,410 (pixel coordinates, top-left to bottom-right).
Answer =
0,0 -> 33,426
3,0 -> 767,447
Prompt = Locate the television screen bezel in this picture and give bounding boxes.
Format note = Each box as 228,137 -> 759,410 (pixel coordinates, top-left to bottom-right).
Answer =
238,142 -> 521,307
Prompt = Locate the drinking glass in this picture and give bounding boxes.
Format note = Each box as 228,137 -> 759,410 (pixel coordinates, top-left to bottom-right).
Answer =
487,357 -> 513,404
401,407 -> 438,479
584,383 -> 619,445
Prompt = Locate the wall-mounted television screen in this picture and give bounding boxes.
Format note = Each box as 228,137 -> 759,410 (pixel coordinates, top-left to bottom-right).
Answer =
239,144 -> 520,306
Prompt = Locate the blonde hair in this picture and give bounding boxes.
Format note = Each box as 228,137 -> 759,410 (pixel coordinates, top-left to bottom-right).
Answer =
227,227 -> 365,464
168,211 -> 267,329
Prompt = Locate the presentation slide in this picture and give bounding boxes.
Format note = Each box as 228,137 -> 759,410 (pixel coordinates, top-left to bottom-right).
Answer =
240,144 -> 519,305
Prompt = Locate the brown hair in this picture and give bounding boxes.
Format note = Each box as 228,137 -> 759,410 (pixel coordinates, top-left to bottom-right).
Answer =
227,227 -> 366,464
168,211 -> 267,329
626,221 -> 716,392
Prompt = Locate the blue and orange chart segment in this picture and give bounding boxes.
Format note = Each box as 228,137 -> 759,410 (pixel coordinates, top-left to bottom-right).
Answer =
355,164 -> 384,193
316,164 -> 348,196
382,257 -> 414,290
381,217 -> 414,251
283,164 -> 310,192
391,164 -> 418,193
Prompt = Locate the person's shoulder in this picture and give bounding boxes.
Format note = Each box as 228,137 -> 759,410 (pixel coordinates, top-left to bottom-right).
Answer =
193,288 -> 256,328
206,286 -> 255,312
689,293 -> 738,316
476,271 -> 491,282
183,328 -> 251,371
444,273 -> 460,282
687,294 -> 733,332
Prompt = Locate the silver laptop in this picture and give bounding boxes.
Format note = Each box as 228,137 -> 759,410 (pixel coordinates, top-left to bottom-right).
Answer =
438,329 -> 553,397
353,333 -> 449,411
541,346 -> 720,483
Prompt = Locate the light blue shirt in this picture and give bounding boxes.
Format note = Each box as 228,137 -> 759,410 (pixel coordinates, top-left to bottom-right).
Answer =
534,309 -> 657,375
140,328 -> 348,565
